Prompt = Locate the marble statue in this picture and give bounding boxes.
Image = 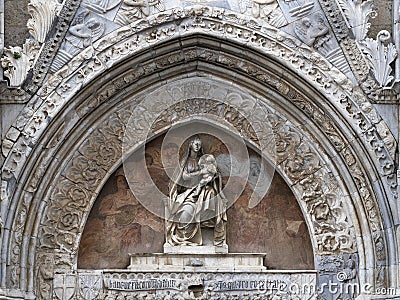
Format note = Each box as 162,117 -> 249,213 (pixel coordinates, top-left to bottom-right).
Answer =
64,11 -> 105,55
165,135 -> 227,247
114,0 -> 165,26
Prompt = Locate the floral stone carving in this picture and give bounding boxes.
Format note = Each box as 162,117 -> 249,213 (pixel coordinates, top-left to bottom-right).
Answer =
1,39 -> 40,87
27,0 -> 61,43
362,30 -> 397,87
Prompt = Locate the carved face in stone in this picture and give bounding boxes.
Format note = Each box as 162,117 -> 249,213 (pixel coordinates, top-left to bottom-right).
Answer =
87,17 -> 100,30
189,137 -> 202,153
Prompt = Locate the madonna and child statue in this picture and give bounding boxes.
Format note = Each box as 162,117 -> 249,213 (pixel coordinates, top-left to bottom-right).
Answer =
128,135 -> 267,271
164,135 -> 228,253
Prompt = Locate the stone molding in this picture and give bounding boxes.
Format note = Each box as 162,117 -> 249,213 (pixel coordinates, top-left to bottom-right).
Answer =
0,50 -> 392,299
35,79 -> 360,299
1,8 -> 395,211
27,0 -> 61,44
1,0 -> 394,100
50,270 -> 318,299
0,8 -> 397,299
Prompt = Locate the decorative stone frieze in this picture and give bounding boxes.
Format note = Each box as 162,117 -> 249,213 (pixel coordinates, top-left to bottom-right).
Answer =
239,0 -> 287,27
0,6 -> 396,299
23,0 -> 83,95
1,0 -> 60,88
49,270 -> 317,300
2,0 -> 385,105
29,76 -> 364,299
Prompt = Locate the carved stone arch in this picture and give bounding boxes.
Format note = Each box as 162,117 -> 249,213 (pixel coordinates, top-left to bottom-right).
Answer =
36,78 -> 360,296
4,75 -> 366,298
0,11 -> 397,299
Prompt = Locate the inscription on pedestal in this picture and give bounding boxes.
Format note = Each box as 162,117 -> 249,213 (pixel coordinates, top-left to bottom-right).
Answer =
52,270 -> 318,299
214,279 -> 286,292
105,278 -> 179,292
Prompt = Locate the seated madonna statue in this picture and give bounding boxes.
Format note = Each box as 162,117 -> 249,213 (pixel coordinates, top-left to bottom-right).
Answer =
165,135 -> 227,247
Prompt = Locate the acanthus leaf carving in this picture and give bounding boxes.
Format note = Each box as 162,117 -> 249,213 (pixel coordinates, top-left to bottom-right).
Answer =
27,0 -> 61,44
1,39 -> 40,87
337,0 -> 376,41
2,9 -> 394,296
362,30 -> 398,88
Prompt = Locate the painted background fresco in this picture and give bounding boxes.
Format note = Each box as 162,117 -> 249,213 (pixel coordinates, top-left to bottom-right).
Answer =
78,134 -> 314,269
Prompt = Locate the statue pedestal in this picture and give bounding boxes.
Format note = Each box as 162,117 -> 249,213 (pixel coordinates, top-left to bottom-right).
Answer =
163,243 -> 228,254
128,252 -> 267,272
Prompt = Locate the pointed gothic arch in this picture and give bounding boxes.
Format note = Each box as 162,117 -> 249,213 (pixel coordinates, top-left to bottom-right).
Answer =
0,11 -> 398,298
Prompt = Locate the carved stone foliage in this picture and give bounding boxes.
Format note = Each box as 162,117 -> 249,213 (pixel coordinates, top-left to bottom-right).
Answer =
27,0 -> 61,43
362,31 -> 398,88
268,121 -> 355,254
0,0 -> 376,102
2,8 -> 394,297
334,0 -> 398,91
4,7 -> 392,167
1,40 -> 40,87
337,0 -> 376,41
1,0 -> 61,87
151,99 -> 258,146
28,75 -> 362,296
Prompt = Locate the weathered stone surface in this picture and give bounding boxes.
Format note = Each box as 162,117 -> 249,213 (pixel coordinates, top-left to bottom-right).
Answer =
0,1 -> 399,298
4,0 -> 30,47
78,134 -> 314,270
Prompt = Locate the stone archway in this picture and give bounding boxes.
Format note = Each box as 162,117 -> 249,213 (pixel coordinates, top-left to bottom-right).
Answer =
27,76 -> 369,298
0,13 -> 397,298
